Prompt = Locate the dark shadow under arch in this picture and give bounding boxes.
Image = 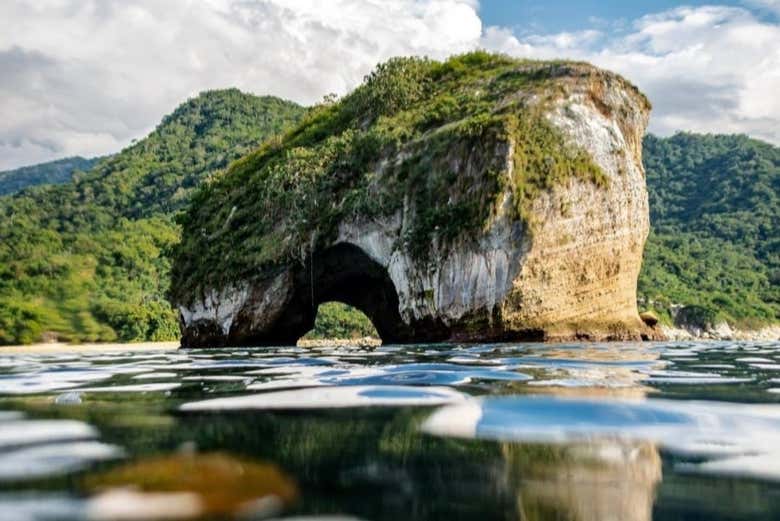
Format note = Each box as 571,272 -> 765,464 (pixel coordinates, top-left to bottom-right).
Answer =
246,243 -> 420,345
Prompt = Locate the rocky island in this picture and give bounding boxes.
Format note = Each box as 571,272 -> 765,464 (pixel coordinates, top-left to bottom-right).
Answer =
171,52 -> 662,347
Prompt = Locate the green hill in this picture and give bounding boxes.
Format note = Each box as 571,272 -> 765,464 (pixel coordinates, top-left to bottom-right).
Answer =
1,84 -> 776,344
0,89 -> 304,344
0,156 -> 101,196
639,133 -> 779,329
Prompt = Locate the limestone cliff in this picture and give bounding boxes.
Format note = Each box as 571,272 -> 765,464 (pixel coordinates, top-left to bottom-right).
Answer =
171,52 -> 661,347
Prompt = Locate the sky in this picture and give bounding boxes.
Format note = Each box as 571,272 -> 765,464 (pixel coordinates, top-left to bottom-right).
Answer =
1,0 -> 779,170
479,0 -> 777,33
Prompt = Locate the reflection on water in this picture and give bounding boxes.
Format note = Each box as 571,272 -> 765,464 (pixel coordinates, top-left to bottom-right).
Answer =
181,385 -> 469,410
422,396 -> 780,462
0,416 -> 122,481
1,340 -> 780,519
506,441 -> 661,521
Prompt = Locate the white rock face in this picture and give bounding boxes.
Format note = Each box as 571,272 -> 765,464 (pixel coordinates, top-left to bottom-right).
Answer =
662,324 -> 780,341
337,189 -> 523,327
178,63 -> 660,347
179,284 -> 249,337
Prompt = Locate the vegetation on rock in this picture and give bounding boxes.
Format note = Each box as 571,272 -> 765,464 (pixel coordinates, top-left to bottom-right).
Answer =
171,52 -> 611,303
0,90 -> 304,344
292,132 -> 780,337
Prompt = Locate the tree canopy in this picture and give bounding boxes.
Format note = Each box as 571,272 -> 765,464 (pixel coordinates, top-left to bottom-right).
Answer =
0,89 -> 304,344
639,132 -> 779,328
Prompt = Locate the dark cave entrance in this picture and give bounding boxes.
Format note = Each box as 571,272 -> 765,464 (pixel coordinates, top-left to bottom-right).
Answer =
263,243 -> 411,345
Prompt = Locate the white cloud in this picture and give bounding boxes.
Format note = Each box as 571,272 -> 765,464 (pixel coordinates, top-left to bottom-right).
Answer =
482,5 -> 780,144
1,2 -> 779,170
0,0 -> 482,170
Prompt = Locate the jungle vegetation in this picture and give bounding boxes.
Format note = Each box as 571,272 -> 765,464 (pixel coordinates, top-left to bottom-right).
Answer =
304,302 -> 378,340
0,89 -> 304,344
0,56 -> 776,344
639,133 -> 779,328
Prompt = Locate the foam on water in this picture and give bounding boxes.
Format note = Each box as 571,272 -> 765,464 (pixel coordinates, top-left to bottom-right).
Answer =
0,441 -> 123,481
0,420 -> 97,449
132,372 -> 178,380
750,363 -> 780,370
421,395 -> 780,480
180,385 -> 468,410
181,375 -> 249,382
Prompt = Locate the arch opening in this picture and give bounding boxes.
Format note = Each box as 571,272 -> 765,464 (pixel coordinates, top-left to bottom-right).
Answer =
260,243 -> 412,345
299,302 -> 380,345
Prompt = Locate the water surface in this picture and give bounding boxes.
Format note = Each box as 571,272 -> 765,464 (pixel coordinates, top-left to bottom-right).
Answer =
2,340 -> 780,520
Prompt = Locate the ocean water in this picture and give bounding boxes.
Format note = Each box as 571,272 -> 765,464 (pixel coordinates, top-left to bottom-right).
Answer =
1,340 -> 780,520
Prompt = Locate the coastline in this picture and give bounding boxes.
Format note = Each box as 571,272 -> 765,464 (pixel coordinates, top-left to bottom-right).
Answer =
661,324 -> 780,342
2,328 -> 778,354
0,341 -> 179,355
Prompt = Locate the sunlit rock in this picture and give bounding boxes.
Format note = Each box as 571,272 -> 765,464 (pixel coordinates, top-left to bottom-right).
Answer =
172,53 -> 661,347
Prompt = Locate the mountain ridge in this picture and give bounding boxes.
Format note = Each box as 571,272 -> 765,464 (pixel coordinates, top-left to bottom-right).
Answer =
0,156 -> 101,196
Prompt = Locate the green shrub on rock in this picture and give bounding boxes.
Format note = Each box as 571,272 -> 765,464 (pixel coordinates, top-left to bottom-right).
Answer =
171,53 -> 609,304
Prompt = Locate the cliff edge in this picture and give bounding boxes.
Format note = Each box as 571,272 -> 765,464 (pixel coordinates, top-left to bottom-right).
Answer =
171,52 -> 661,347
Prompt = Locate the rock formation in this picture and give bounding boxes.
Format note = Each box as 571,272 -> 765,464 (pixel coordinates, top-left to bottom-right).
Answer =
171,52 -> 662,347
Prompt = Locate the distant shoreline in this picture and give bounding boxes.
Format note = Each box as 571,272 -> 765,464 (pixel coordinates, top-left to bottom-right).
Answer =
0,341 -> 179,354
2,329 -> 778,354
660,324 -> 780,342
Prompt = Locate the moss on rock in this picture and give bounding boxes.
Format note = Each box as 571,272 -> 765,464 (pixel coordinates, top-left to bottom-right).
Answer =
171,52 -> 620,305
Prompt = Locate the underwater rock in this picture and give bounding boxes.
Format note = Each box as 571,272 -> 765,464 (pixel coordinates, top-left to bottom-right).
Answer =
83,452 -> 298,520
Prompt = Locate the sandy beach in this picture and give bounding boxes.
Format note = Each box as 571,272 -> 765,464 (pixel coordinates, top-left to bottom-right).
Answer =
0,341 -> 180,355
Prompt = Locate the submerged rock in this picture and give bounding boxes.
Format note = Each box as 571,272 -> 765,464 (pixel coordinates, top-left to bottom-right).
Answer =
83,452 -> 298,520
172,52 -> 660,347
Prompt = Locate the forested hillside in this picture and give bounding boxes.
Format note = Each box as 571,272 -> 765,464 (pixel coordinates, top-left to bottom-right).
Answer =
1,90 -> 776,345
0,156 -> 100,196
639,133 -> 779,328
0,90 -> 304,344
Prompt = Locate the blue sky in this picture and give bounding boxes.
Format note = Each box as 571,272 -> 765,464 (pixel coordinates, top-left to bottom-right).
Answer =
479,0 -> 775,33
1,0 -> 779,169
